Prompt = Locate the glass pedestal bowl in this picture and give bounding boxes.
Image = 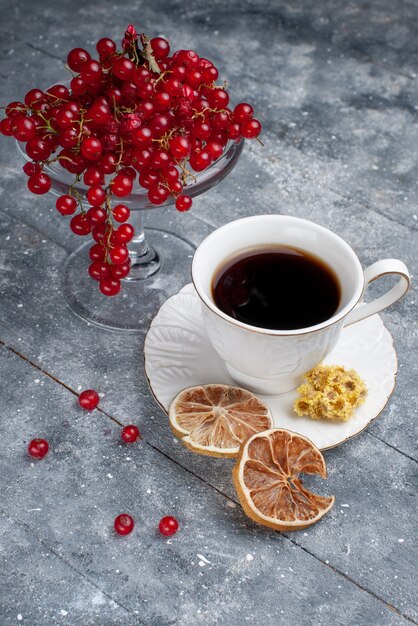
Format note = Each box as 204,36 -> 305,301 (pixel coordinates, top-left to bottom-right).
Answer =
17,139 -> 243,332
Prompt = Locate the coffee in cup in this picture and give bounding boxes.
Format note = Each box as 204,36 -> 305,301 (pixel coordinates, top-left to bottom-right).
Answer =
212,245 -> 341,331
192,215 -> 410,395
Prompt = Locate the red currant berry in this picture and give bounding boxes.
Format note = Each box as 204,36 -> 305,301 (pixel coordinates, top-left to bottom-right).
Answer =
84,168 -> 104,187
11,116 -> 37,142
22,159 -> 39,175
80,60 -> 103,85
99,277 -> 121,297
132,148 -> 152,170
111,174 -> 133,198
138,82 -> 154,100
58,127 -> 79,148
87,206 -> 107,225
162,165 -> 180,183
191,121 -> 211,140
23,162 -> 41,176
150,114 -> 170,137
55,107 -> 77,129
169,180 -> 183,195
46,84 -> 70,101
154,92 -> 171,111
164,77 -> 181,97
112,57 -> 134,81
111,261 -> 131,279
211,110 -> 231,131
89,261 -> 111,281
181,84 -> 195,100
59,150 -> 87,175
120,112 -> 142,138
208,88 -> 229,109
148,184 -> 169,205
113,224 -> 134,244
149,149 -> 170,170
56,195 -> 77,216
0,118 -> 13,136
169,136 -> 191,160
176,49 -> 199,69
89,243 -> 106,262
189,150 -> 212,172
70,214 -> 91,236
233,102 -> 254,123
70,77 -> 87,97
186,69 -> 202,89
91,224 -> 107,243
5,101 -> 26,118
96,37 -> 117,58
114,514 -> 134,536
89,102 -> 111,125
27,172 -> 51,195
138,100 -> 154,120
202,66 -> 218,83
150,37 -> 170,60
132,126 -> 152,148
121,424 -> 140,443
113,204 -> 130,223
98,153 -> 117,175
67,48 -> 91,72
227,123 -> 241,140
158,516 -> 179,536
109,244 -> 129,266
199,57 -> 213,70
241,118 -> 262,139
132,66 -> 151,87
78,389 -> 99,410
26,137 -> 51,161
27,438 -> 49,459
175,195 -> 192,212
139,168 -> 158,189
24,88 -> 44,107
172,65 -> 187,81
87,186 -> 106,206
81,137 -> 103,161
206,140 -> 224,161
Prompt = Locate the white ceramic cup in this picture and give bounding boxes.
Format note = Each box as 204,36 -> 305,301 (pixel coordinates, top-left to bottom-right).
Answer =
192,215 -> 410,395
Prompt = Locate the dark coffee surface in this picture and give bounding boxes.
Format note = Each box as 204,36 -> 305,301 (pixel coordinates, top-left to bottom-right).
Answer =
213,246 -> 341,330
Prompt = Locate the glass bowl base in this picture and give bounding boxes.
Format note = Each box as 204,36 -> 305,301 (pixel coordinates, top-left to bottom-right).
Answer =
62,228 -> 195,333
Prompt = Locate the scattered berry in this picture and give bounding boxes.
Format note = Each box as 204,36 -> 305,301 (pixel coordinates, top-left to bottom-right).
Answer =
114,514 -> 134,536
159,516 -> 179,536
121,425 -> 141,443
78,389 -> 100,411
27,438 -> 49,459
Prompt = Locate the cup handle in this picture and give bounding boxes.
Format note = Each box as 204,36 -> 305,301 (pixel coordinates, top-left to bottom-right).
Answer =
343,259 -> 410,327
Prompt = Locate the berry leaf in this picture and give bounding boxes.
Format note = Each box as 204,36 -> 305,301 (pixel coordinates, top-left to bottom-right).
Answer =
139,33 -> 161,75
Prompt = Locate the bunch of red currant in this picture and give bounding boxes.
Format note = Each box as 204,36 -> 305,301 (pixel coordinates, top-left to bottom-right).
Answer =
0,25 -> 261,297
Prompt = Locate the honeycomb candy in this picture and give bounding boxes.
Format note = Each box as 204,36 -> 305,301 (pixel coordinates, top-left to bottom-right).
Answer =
294,364 -> 367,422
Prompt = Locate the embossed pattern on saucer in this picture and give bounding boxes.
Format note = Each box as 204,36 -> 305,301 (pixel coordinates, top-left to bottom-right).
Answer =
144,284 -> 397,450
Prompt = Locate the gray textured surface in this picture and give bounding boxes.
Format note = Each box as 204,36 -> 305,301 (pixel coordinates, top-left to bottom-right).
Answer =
0,1 -> 417,625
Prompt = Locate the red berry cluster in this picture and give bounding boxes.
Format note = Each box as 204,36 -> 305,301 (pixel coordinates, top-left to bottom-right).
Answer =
0,25 -> 261,297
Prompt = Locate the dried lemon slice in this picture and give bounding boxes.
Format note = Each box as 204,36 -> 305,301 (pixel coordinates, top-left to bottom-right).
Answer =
233,428 -> 334,531
169,384 -> 272,458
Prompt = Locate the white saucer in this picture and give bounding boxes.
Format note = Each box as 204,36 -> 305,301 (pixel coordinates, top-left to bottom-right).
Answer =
144,284 -> 397,450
